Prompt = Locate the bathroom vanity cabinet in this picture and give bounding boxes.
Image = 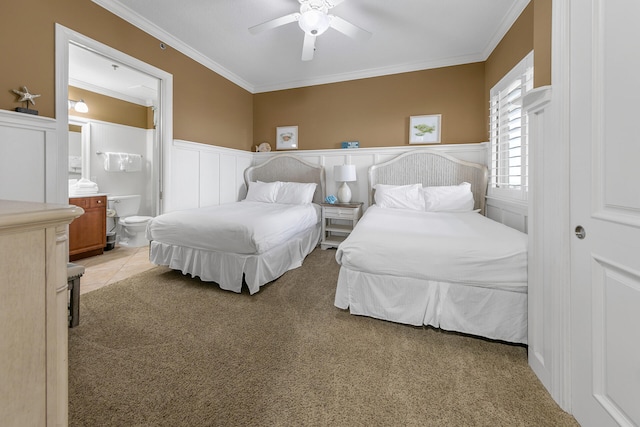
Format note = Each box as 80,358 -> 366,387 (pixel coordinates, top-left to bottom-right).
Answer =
0,199 -> 83,427
69,195 -> 107,261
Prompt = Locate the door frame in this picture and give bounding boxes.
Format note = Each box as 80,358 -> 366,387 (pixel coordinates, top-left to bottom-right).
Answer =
55,24 -> 173,214
527,0 -> 573,412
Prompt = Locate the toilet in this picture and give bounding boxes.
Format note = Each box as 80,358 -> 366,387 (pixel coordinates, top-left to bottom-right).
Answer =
107,195 -> 153,247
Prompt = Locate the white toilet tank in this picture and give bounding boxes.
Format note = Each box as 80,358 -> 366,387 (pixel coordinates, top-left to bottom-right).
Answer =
107,195 -> 141,218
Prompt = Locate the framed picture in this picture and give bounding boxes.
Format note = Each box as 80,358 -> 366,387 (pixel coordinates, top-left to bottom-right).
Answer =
409,114 -> 441,144
276,126 -> 298,150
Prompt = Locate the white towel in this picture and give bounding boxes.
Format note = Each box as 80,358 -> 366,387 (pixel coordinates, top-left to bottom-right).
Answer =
125,154 -> 143,172
69,178 -> 99,196
104,152 -> 128,172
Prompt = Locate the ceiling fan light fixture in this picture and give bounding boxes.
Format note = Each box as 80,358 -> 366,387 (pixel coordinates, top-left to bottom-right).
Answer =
298,10 -> 330,36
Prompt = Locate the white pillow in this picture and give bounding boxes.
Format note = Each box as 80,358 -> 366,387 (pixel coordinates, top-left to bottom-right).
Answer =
245,181 -> 281,203
374,183 -> 425,211
423,182 -> 474,212
275,181 -> 317,204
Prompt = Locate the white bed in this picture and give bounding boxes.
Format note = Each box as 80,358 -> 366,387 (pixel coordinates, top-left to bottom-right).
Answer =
147,154 -> 326,294
334,150 -> 528,344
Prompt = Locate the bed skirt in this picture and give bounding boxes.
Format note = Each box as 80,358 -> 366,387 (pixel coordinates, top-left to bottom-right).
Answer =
150,225 -> 321,294
334,267 -> 528,344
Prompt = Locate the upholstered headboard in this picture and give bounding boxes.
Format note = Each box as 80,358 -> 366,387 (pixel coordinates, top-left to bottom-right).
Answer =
244,154 -> 326,205
369,150 -> 488,214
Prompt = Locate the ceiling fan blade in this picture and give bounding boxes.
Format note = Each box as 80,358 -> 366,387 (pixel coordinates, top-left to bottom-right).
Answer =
301,33 -> 316,61
329,15 -> 371,42
325,0 -> 347,8
249,13 -> 300,35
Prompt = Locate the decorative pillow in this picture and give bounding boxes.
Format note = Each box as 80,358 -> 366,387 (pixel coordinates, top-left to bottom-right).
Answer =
423,182 -> 474,212
245,181 -> 281,203
374,183 -> 425,211
275,181 -> 317,204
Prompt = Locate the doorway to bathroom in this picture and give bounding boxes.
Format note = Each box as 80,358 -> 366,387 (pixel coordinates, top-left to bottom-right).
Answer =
56,24 -> 173,216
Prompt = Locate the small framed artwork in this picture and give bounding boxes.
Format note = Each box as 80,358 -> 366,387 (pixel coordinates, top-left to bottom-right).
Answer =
276,126 -> 298,150
409,114 -> 441,144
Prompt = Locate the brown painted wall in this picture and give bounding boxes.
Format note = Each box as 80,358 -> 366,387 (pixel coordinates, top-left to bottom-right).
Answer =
68,87 -> 152,129
0,0 -> 253,150
254,63 -> 487,150
1,1 -> 549,153
484,1 -> 554,96
257,2 -> 548,151
534,0 -> 552,87
485,4 -> 534,94
483,1 -> 551,135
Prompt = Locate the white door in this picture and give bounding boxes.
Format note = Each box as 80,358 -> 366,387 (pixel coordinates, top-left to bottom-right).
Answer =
570,1 -> 640,426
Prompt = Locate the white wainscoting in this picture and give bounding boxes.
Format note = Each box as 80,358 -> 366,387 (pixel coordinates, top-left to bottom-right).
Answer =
166,141 -> 491,212
522,85 -> 569,407
83,121 -> 156,216
165,140 -> 252,212
0,110 -> 61,203
486,196 -> 528,233
166,141 -> 528,232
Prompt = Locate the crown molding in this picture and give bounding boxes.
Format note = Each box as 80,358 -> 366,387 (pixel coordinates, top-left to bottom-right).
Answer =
252,53 -> 485,93
482,0 -> 531,59
91,0 -> 255,93
93,0 -> 530,94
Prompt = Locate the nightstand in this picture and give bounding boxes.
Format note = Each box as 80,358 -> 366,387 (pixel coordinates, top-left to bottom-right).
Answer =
320,202 -> 363,250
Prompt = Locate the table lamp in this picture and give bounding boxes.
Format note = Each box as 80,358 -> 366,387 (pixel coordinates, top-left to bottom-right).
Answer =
334,164 -> 356,203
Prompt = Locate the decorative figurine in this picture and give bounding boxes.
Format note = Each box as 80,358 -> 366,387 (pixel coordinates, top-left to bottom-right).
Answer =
324,195 -> 337,204
12,86 -> 40,115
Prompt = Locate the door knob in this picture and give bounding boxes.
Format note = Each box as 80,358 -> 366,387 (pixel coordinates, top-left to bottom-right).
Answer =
575,225 -> 586,239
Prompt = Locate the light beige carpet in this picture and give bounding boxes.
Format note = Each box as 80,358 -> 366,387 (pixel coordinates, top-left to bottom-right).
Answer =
69,248 -> 578,426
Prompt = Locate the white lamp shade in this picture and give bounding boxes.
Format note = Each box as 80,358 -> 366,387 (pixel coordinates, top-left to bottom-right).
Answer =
334,164 -> 356,182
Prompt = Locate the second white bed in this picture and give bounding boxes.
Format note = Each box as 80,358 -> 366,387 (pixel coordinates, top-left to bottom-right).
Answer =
334,206 -> 528,343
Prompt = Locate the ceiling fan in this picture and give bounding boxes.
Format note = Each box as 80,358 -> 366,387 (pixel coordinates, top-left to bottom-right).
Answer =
249,0 -> 372,61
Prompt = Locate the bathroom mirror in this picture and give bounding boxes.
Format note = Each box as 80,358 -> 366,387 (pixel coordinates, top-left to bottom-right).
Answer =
68,126 -> 82,179
68,120 -> 92,181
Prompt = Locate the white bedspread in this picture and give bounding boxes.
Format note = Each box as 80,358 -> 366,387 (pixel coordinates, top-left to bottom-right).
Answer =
335,206 -> 527,291
147,201 -> 320,255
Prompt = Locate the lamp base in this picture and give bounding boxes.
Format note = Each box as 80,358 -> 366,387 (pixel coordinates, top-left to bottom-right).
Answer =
337,181 -> 352,203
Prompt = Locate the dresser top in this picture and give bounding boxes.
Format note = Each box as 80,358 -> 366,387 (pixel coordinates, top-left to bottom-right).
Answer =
0,199 -> 83,230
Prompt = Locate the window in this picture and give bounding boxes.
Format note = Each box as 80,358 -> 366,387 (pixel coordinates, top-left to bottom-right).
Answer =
489,52 -> 534,201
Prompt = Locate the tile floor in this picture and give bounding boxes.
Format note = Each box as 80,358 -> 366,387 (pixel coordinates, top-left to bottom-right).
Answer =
73,244 -> 157,295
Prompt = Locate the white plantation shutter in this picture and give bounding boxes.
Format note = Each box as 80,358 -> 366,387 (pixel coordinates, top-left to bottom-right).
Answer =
489,52 -> 534,201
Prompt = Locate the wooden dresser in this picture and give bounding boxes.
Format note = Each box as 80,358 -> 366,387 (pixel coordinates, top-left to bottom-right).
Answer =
0,199 -> 83,427
69,195 -> 107,261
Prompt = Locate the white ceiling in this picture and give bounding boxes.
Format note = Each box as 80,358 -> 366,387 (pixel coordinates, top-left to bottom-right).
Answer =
69,43 -> 160,106
74,0 -> 529,100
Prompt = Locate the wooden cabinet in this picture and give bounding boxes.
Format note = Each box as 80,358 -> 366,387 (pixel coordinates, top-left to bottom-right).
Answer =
69,195 -> 107,261
0,199 -> 83,427
320,202 -> 363,250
